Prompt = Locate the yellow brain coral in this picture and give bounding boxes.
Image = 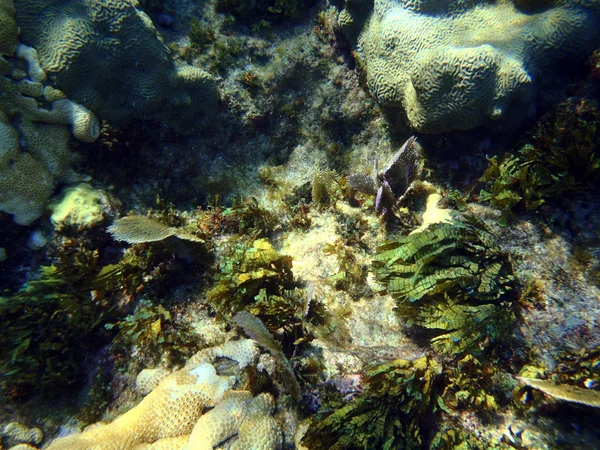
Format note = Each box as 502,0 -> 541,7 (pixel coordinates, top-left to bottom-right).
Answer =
358,0 -> 600,133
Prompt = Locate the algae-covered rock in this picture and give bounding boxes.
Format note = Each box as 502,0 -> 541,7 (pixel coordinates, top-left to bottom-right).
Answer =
357,0 -> 600,133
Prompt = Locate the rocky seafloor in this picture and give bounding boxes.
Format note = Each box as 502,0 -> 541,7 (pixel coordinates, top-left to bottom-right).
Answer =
1,0 -> 600,449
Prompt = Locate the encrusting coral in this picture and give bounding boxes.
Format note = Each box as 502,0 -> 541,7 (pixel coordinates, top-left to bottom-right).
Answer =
357,0 -> 600,133
13,0 -> 218,134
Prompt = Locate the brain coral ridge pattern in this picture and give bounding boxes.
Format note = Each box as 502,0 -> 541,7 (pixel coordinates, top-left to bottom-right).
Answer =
358,0 -> 600,133
14,0 -> 218,134
1,0 -> 100,225
46,340 -> 282,450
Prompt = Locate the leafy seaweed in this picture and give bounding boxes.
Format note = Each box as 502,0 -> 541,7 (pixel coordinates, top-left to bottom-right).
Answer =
301,356 -> 444,450
373,217 -> 515,355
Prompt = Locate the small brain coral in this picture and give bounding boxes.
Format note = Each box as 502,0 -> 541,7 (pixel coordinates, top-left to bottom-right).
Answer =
357,0 -> 600,133
14,0 -> 218,134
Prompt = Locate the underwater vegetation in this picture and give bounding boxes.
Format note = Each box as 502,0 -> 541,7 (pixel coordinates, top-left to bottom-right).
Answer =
301,355 -> 444,450
0,265 -> 107,399
479,96 -> 600,225
373,216 -> 515,355
206,238 -> 296,321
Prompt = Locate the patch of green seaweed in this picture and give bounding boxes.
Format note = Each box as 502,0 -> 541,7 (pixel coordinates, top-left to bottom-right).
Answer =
105,300 -> 198,368
301,355 -> 445,450
0,266 -> 107,399
206,238 -> 297,324
479,97 -> 600,225
373,217 -> 515,355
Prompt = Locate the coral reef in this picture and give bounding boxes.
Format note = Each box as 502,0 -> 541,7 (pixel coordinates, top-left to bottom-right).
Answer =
45,340 -> 284,450
357,0 -> 600,132
46,363 -> 235,450
13,0 -> 218,134
0,0 -> 100,224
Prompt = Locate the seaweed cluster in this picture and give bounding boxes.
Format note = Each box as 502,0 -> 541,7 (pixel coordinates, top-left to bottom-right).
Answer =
206,238 -> 296,322
479,97 -> 600,225
373,216 -> 515,355
301,356 -> 444,450
0,266 -> 107,399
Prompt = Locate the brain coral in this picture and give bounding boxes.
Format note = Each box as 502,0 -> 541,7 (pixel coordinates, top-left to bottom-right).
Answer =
14,0 -> 218,134
0,0 -> 101,224
357,0 -> 600,133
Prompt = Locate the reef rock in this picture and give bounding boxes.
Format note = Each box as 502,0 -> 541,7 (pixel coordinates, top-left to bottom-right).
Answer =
357,0 -> 600,133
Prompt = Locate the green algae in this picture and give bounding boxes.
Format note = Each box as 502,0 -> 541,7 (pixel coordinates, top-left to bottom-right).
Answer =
0,266 -> 107,398
301,355 -> 444,450
373,217 -> 515,355
206,238 -> 296,321
479,97 -> 600,225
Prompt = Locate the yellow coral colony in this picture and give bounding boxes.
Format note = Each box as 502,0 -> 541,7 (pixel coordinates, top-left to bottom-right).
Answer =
47,363 -> 234,450
45,340 -> 283,450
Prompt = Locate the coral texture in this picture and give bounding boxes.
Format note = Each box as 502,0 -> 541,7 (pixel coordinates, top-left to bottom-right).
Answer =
46,363 -> 235,450
187,391 -> 282,450
14,0 -> 218,133
46,340 -> 283,450
358,0 -> 600,132
2,422 -> 43,448
0,0 -> 100,224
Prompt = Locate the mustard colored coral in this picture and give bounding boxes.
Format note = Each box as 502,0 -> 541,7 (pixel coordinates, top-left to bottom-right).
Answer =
45,338 -> 284,450
358,0 -> 600,132
46,363 -> 235,450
